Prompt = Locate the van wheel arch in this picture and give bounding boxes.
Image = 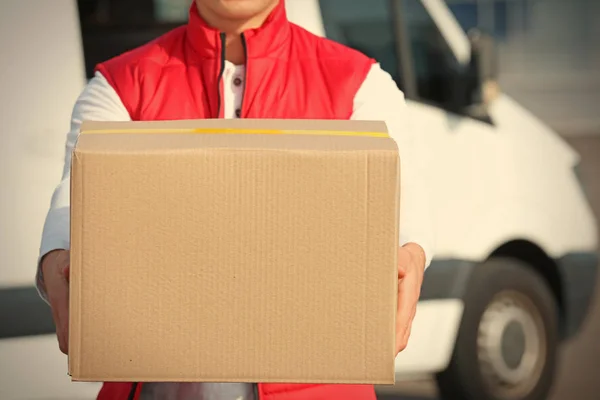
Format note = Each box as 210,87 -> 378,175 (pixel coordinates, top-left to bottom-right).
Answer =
489,240 -> 565,337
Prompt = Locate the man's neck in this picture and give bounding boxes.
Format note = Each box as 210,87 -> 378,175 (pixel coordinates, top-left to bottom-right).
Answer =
196,2 -> 278,65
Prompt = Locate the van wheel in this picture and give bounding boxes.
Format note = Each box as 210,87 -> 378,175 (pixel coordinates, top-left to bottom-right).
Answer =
436,257 -> 559,400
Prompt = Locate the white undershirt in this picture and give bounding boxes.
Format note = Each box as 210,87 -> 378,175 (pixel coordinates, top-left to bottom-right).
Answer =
222,61 -> 246,119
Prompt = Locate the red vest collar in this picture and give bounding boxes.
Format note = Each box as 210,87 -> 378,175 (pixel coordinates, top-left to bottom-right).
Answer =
185,0 -> 291,60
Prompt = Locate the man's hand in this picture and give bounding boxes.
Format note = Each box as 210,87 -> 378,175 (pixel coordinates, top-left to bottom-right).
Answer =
396,243 -> 425,354
41,249 -> 70,354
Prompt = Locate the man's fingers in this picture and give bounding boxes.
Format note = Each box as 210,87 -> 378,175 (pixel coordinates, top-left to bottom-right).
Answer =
56,289 -> 70,354
401,307 -> 416,349
395,283 -> 412,352
48,277 -> 70,354
396,245 -> 426,354
396,271 -> 419,354
43,251 -> 71,354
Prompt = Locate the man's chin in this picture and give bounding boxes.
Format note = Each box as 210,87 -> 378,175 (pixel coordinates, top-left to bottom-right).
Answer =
206,0 -> 278,21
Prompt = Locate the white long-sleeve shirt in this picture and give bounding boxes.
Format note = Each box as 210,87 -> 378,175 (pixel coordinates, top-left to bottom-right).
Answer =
36,61 -> 435,400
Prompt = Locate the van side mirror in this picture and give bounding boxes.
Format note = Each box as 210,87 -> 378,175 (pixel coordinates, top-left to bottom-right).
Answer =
464,29 -> 499,119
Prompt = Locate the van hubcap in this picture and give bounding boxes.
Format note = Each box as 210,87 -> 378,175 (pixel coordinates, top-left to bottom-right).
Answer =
477,291 -> 546,399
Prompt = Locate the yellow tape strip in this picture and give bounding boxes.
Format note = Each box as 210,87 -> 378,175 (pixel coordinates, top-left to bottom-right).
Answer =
81,127 -> 389,138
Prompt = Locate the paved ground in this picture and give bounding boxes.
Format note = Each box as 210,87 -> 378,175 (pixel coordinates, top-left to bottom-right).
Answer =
375,135 -> 600,400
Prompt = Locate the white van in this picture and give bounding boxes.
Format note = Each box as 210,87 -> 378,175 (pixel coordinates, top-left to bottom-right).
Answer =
0,0 -> 597,400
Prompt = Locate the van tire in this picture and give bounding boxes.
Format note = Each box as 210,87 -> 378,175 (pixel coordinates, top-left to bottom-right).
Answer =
435,257 -> 559,400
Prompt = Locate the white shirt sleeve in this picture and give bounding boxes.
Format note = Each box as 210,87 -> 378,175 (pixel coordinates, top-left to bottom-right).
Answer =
351,63 -> 435,268
36,71 -> 130,302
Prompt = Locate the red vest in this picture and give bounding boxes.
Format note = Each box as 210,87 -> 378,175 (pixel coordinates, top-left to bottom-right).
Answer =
94,1 -> 377,399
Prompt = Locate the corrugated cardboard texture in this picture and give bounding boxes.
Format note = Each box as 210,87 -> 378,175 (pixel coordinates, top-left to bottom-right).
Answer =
69,119 -> 400,384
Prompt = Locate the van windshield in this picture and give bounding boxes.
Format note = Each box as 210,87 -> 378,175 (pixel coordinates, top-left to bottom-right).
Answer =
319,0 -> 460,108
318,0 -> 403,90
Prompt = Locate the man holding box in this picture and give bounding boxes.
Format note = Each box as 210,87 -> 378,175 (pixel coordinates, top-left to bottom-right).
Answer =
36,0 -> 434,399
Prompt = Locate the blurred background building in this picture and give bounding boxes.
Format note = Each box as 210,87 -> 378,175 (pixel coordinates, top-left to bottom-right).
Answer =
447,0 -> 600,137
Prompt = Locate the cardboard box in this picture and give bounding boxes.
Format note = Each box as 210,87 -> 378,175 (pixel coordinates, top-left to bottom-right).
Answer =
68,119 -> 400,384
